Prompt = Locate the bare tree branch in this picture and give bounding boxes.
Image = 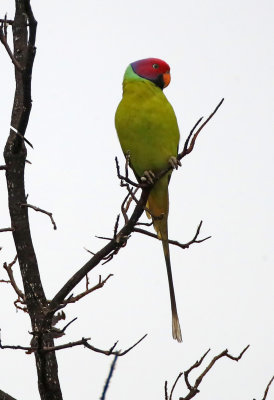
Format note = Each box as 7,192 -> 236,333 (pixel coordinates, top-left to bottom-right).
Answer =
49,187 -> 151,313
83,334 -> 148,356
3,255 -> 25,301
100,354 -> 119,400
0,389 -> 18,400
0,227 -> 14,232
20,203 -> 57,230
63,274 -> 113,305
0,334 -> 147,357
48,100 -> 222,315
179,98 -> 224,159
134,220 -> 210,250
259,376 -> 274,400
14,297 -> 28,312
165,381 -> 168,400
10,125 -> 34,148
0,14 -> 24,71
165,345 -> 249,400
0,18 -> 14,25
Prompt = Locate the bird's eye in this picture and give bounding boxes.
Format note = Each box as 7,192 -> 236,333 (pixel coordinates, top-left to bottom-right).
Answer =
152,63 -> 159,69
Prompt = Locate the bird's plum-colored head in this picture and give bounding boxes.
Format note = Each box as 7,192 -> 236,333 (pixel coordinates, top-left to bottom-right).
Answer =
130,58 -> 171,89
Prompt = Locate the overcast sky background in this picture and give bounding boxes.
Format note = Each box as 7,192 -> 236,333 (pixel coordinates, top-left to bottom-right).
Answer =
0,1 -> 273,399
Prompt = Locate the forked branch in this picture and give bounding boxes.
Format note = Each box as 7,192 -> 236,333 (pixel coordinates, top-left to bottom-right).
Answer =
134,220 -> 211,250
0,14 -> 24,71
3,255 -> 25,301
165,345 -> 249,400
63,274 -> 113,305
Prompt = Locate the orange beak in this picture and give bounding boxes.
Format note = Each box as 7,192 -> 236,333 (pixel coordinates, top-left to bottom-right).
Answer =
163,71 -> 171,88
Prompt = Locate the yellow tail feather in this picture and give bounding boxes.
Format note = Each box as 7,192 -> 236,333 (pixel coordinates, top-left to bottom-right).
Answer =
147,180 -> 182,342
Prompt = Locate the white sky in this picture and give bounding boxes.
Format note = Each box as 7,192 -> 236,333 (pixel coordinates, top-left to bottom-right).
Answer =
0,0 -> 273,399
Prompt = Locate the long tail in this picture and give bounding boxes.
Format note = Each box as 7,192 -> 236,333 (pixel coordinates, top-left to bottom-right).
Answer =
147,179 -> 182,342
161,229 -> 182,342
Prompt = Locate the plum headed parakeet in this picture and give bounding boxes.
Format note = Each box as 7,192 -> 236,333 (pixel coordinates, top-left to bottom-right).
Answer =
115,58 -> 182,342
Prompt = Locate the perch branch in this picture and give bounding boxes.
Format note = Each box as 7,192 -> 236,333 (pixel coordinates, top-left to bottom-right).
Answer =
49,100 -> 223,313
20,203 -> 57,230
115,156 -> 139,188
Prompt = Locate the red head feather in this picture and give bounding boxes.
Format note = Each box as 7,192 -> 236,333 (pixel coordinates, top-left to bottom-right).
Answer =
131,58 -> 171,89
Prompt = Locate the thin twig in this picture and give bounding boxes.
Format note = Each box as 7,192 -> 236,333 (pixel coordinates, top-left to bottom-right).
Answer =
3,255 -> 25,300
63,274 -> 113,305
84,334 -> 147,356
0,19 -> 14,25
115,156 -> 140,188
20,203 -> 57,230
0,227 -> 14,233
179,99 -> 224,159
166,345 -> 249,400
191,346 -> 249,394
84,247 -> 95,255
157,99 -> 225,184
95,236 -> 112,241
184,349 -> 211,392
0,165 -> 7,170
14,298 -> 28,313
134,221 -> 210,250
113,215 -> 120,239
262,376 -> 274,400
0,15 -> 24,71
100,354 -> 119,400
10,126 -> 34,148
85,274 -> 89,290
169,372 -> 183,400
0,334 -> 147,356
165,381 -> 168,400
121,192 -> 131,223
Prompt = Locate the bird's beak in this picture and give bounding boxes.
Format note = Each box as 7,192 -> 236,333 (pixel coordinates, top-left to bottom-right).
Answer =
163,71 -> 171,88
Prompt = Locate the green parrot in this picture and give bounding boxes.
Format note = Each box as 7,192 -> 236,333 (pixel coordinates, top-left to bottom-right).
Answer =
115,58 -> 182,342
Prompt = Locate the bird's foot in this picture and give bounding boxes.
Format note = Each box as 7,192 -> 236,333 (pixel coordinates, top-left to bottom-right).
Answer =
168,156 -> 181,170
140,170 -> 155,184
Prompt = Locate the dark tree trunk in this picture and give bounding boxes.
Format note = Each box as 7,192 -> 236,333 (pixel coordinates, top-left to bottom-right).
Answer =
3,1 -> 63,399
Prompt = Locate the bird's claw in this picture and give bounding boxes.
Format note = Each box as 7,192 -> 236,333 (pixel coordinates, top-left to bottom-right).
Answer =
141,170 -> 155,184
168,156 -> 181,170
